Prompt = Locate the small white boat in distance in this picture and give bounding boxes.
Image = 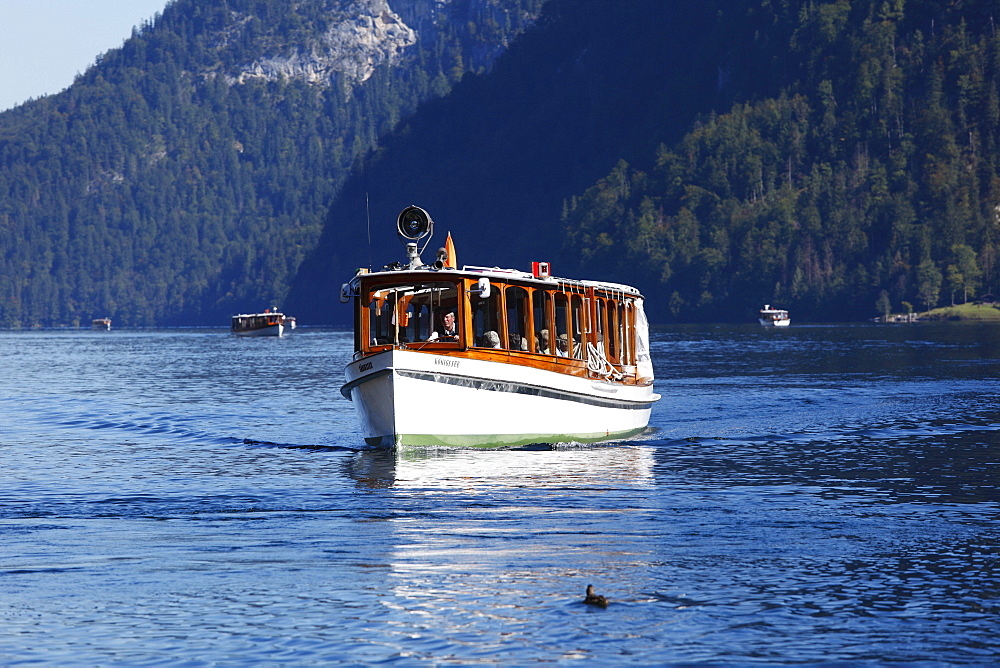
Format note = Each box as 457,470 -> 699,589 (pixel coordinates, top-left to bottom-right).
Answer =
339,205 -> 659,449
759,305 -> 790,326
231,309 -> 285,337
91,317 -> 111,330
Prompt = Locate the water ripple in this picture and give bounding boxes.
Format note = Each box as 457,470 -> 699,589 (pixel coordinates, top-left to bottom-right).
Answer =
0,327 -> 998,663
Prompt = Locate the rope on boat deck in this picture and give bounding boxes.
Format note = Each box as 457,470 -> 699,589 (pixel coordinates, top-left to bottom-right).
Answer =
586,342 -> 624,381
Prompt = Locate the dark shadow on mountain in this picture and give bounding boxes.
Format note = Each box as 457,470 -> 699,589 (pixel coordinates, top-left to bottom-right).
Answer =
287,0 -> 736,325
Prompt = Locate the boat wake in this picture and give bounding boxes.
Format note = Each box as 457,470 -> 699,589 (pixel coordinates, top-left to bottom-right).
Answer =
2,395 -> 353,451
240,438 -> 359,452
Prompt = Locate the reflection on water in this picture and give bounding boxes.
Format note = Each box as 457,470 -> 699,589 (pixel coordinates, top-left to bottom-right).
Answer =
347,445 -> 655,490
342,446 -> 666,662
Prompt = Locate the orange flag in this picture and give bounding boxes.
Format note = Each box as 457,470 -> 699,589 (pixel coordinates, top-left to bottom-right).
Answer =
445,232 -> 457,269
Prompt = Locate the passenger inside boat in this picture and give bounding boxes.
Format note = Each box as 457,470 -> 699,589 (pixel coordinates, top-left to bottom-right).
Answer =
508,332 -> 528,350
556,334 -> 569,357
428,308 -> 459,342
538,328 -> 552,354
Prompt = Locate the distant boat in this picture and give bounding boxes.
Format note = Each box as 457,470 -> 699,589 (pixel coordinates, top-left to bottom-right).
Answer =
758,305 -> 790,327
282,315 -> 297,330
231,309 -> 284,337
91,317 -> 111,331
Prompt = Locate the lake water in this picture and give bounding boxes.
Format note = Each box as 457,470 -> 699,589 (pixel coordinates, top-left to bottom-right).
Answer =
1,324 -> 997,664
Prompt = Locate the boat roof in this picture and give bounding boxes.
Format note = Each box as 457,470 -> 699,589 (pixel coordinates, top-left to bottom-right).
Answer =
359,265 -> 644,299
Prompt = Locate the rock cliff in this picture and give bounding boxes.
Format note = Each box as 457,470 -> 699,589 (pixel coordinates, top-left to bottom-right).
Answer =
224,0 -> 536,89
234,0 -> 417,86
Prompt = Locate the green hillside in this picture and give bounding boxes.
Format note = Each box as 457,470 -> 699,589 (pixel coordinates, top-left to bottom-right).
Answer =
561,0 -> 1000,323
291,0 -> 1000,325
0,0 -> 545,327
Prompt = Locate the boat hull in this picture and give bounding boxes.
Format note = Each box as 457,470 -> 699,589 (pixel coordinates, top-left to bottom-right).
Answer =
342,349 -> 657,448
233,324 -> 284,337
758,318 -> 790,327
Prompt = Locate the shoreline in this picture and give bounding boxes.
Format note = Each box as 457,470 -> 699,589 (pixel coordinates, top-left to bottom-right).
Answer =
882,302 -> 1000,323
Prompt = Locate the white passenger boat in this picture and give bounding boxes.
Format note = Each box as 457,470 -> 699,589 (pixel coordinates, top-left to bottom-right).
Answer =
339,205 -> 659,449
758,305 -> 790,326
91,317 -> 111,330
231,310 -> 285,337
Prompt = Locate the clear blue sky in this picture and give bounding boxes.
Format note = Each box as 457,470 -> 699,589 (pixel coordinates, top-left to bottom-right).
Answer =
0,0 -> 169,112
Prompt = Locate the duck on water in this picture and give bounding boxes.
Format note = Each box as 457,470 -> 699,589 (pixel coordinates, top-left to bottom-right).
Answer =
583,585 -> 609,607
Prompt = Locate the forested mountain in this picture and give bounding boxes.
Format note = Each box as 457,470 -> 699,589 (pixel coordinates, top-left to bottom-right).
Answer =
293,0 -> 1000,325
4,0 -> 1000,326
560,0 -> 1000,322
288,0 -> 732,323
0,0 -> 545,327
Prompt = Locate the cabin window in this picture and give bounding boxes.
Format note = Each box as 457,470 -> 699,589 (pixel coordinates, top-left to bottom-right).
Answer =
354,297 -> 362,352
472,285 -> 503,349
402,296 -> 433,343
570,294 -> 586,360
554,293 -> 570,357
532,289 -> 551,354
505,286 -> 530,351
596,299 -> 607,357
622,301 -> 634,366
368,290 -> 396,346
607,299 -> 619,361
366,281 -> 459,348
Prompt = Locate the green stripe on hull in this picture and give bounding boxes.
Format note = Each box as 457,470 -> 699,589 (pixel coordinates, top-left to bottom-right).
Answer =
389,426 -> 647,449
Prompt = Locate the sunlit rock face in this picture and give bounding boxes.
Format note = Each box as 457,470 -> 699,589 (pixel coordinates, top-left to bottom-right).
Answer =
237,0 -> 417,86
220,0 -> 542,89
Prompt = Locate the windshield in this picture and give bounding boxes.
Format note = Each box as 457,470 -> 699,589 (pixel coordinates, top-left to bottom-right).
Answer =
366,280 -> 460,348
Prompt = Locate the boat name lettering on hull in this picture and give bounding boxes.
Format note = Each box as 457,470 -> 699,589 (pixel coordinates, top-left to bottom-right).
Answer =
358,361 -> 373,372
434,358 -> 460,368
